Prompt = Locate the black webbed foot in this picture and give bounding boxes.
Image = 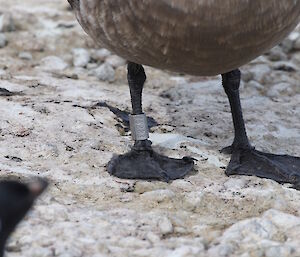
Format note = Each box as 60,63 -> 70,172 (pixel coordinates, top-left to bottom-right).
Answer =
226,148 -> 300,189
107,141 -> 194,182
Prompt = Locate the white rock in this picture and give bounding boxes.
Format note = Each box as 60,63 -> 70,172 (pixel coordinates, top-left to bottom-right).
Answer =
146,232 -> 160,243
223,178 -> 246,190
207,244 -> 234,257
86,63 -> 98,70
141,189 -> 175,203
18,51 -> 33,60
105,55 -> 126,68
28,247 -> 53,257
248,64 -> 271,83
222,218 -> 277,241
268,46 -> 287,61
266,82 -> 293,98
0,12 -> 15,32
166,246 -> 204,257
93,48 -> 111,61
291,52 -> 300,64
265,245 -> 293,257
39,56 -> 68,72
72,48 -> 90,67
158,216 -> 173,235
91,63 -> 115,82
263,209 -> 300,230
118,237 -> 150,248
293,36 -> 300,50
54,245 -> 82,257
0,33 -> 7,48
246,80 -> 264,91
280,37 -> 294,53
184,191 -> 204,209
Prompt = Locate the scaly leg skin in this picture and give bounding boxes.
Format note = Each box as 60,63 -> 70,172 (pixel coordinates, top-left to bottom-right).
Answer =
221,69 -> 300,189
107,62 -> 194,182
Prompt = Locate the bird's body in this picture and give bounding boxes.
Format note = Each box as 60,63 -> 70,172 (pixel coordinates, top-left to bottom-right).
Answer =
71,0 -> 300,75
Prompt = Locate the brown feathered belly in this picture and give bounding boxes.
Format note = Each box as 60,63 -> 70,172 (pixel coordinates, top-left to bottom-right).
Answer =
75,0 -> 300,76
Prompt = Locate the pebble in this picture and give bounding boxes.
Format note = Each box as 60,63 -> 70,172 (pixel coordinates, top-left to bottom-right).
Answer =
91,63 -> 115,82
86,63 -> 98,70
146,232 -> 161,243
118,237 -> 150,248
272,61 -> 298,72
246,80 -> 264,91
223,178 -> 246,190
248,64 -> 271,83
0,33 -> 7,48
158,216 -> 173,235
39,56 -> 69,71
0,12 -> 15,32
183,191 -> 204,209
293,36 -> 300,50
93,48 -> 111,62
280,37 -> 294,53
266,82 -> 293,98
72,48 -> 91,67
265,245 -> 293,257
105,55 -> 126,68
141,189 -> 175,203
18,51 -> 33,60
166,246 -> 204,257
268,46 -> 287,61
291,52 -> 300,64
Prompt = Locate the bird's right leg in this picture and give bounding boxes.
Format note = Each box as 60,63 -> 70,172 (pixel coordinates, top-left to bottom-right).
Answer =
107,62 -> 194,181
221,69 -> 300,189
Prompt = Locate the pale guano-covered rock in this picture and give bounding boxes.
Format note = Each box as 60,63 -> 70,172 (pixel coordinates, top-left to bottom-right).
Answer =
72,48 -> 91,67
266,82 -> 294,98
140,189 -> 175,203
268,46 -> 287,61
247,63 -> 272,84
91,63 -> 115,82
105,55 -> 126,68
207,209 -> 300,257
0,12 -> 15,32
293,36 -> 300,50
158,216 -> 173,235
166,246 -> 205,257
92,48 -> 111,62
0,33 -> 7,48
39,56 -> 69,72
18,51 -> 33,60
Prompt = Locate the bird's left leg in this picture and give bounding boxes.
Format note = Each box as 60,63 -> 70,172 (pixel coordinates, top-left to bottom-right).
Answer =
221,69 -> 300,189
107,62 -> 194,182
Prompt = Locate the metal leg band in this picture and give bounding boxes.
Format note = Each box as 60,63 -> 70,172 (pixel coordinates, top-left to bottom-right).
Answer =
129,114 -> 149,141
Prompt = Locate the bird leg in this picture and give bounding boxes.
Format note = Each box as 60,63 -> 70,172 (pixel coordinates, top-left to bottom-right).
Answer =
222,69 -> 300,189
107,62 -> 194,182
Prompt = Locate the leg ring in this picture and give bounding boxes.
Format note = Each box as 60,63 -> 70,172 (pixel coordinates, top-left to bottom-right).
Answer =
129,114 -> 149,141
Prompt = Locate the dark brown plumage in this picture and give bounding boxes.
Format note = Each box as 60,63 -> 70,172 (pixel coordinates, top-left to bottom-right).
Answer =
71,0 -> 300,75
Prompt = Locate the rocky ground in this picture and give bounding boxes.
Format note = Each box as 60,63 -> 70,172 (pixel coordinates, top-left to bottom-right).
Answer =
0,1 -> 300,257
